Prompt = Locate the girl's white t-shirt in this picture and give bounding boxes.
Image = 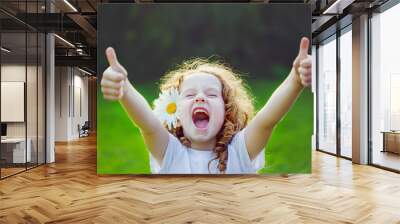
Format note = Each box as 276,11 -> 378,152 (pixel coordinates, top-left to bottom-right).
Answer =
149,128 -> 265,174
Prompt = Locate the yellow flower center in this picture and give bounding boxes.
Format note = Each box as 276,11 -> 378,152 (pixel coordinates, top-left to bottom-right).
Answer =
166,102 -> 177,114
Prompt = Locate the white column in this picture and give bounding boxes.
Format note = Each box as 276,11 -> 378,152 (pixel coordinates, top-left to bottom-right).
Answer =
46,1 -> 55,163
312,45 -> 317,151
352,14 -> 369,164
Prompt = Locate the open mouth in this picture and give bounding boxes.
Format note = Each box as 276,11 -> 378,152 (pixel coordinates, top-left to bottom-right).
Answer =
192,107 -> 210,129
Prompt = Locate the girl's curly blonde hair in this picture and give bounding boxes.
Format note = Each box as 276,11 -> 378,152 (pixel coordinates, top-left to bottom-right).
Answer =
159,58 -> 254,173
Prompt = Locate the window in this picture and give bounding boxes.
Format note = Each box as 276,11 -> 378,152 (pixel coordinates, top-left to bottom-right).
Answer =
370,2 -> 400,171
317,36 -> 337,154
339,28 -> 352,158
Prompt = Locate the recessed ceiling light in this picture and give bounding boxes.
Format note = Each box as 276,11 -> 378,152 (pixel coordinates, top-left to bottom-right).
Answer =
78,67 -> 93,76
322,0 -> 353,15
1,47 -> 11,53
63,0 -> 78,12
54,34 -> 75,48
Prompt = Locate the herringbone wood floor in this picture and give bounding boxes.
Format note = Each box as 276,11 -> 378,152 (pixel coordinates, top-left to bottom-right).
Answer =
1,134 -> 400,224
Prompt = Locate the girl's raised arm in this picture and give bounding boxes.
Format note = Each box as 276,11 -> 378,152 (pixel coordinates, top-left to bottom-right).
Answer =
101,47 -> 169,163
244,37 -> 312,160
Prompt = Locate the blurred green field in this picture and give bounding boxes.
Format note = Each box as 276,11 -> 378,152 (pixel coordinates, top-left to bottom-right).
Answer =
97,78 -> 312,174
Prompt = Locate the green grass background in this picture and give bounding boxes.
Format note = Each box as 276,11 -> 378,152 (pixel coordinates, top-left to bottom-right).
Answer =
97,73 -> 313,174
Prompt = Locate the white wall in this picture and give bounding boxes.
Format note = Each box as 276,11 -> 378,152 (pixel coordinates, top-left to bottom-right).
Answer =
72,72 -> 89,138
54,67 -> 89,141
1,65 -> 25,131
55,66 -> 69,141
1,65 -> 39,138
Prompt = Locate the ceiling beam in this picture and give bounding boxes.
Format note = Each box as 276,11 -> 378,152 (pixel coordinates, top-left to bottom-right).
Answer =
51,0 -> 97,47
55,55 -> 96,72
322,0 -> 356,14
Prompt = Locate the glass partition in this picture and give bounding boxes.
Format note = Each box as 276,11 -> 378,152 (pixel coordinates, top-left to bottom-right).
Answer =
370,3 -> 400,171
1,30 -> 28,178
0,1 -> 46,179
27,30 -> 38,169
339,28 -> 352,158
38,32 -> 45,165
317,35 -> 337,155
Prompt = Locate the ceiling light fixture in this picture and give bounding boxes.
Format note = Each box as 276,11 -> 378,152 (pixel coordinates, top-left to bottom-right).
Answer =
322,0 -> 353,15
54,34 -> 75,48
78,67 -> 93,76
63,0 -> 78,12
1,47 -> 11,53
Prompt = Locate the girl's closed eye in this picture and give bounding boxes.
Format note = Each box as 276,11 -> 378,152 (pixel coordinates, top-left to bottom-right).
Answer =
183,91 -> 196,98
206,90 -> 219,98
185,94 -> 195,99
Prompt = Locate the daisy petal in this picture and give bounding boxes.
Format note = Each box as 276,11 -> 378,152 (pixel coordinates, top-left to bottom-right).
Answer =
152,87 -> 181,130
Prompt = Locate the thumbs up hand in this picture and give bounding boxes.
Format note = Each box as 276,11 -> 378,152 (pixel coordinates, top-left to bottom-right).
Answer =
101,47 -> 128,101
292,37 -> 312,87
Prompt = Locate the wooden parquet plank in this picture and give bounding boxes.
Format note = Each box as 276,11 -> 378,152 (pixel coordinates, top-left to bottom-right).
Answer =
0,134 -> 399,223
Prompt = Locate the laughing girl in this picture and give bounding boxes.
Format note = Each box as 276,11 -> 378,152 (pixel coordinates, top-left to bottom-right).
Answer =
101,37 -> 312,174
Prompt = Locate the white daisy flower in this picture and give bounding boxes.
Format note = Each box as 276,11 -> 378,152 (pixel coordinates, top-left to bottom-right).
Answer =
153,87 -> 181,130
